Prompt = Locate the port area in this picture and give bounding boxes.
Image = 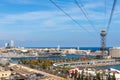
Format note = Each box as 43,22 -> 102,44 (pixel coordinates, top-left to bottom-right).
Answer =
9,63 -> 66,80
53,59 -> 120,68
52,59 -> 120,80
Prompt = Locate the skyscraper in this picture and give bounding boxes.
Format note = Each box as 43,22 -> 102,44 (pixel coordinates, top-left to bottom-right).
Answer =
10,40 -> 14,48
57,45 -> 60,51
5,43 -> 10,48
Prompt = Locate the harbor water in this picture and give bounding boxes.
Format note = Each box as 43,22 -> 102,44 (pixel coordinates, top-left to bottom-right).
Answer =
10,47 -> 120,70
10,54 -> 96,62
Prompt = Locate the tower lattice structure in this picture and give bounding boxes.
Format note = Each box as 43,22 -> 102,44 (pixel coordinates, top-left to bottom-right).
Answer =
100,29 -> 107,57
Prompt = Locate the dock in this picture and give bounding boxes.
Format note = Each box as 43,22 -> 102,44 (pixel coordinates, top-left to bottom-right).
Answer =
53,59 -> 120,67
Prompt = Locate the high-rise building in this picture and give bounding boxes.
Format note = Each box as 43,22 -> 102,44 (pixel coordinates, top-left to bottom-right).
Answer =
5,43 -> 8,48
57,45 -> 60,51
10,40 -> 14,48
5,43 -> 10,48
77,46 -> 80,50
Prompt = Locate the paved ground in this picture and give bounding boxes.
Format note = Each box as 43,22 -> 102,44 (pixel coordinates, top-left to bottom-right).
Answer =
10,63 -> 66,80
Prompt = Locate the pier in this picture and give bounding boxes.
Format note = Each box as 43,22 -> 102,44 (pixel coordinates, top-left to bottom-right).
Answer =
53,59 -> 120,67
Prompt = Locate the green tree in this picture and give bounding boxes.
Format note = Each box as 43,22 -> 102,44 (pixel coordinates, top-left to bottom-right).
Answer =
74,70 -> 78,80
88,73 -> 91,80
81,70 -> 84,80
77,73 -> 81,80
71,70 -> 74,78
108,72 -> 111,80
96,72 -> 101,80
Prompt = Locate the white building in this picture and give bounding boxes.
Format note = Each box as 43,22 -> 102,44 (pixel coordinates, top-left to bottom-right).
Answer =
109,47 -> 120,58
57,45 -> 60,51
0,66 -> 11,80
4,43 -> 9,48
10,40 -> 14,48
0,71 -> 11,80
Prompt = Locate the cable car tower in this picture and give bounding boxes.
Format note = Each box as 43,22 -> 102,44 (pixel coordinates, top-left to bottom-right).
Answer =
100,29 -> 107,58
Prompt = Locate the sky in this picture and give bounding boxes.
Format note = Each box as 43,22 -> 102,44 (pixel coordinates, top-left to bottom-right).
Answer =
0,0 -> 120,47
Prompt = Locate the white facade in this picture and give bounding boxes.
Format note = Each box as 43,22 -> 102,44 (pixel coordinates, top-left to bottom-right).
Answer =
57,45 -> 60,51
4,43 -> 9,48
10,40 -> 14,47
0,71 -> 11,80
109,47 -> 120,58
77,46 -> 80,50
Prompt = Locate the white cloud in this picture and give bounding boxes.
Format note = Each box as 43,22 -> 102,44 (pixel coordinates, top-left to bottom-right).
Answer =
84,2 -> 104,9
6,0 -> 40,5
0,0 -> 118,33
